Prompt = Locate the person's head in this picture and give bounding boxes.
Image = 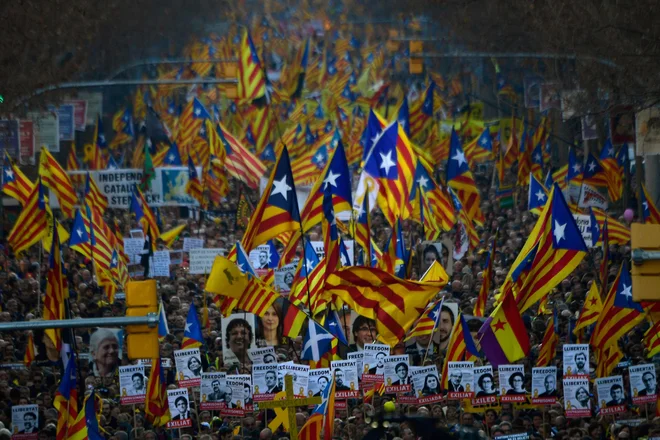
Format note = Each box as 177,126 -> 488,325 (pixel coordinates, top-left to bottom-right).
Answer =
395,362 -> 408,380
90,329 -> 120,375
642,372 -> 656,391
478,373 -> 494,391
266,371 -> 277,388
335,369 -> 345,385
284,272 -> 294,286
259,251 -> 269,267
212,380 -> 221,392
225,318 -> 253,354
376,351 -> 385,367
610,384 -> 623,401
317,376 -> 329,390
575,352 -> 587,369
352,317 -> 376,348
423,245 -> 441,268
132,373 -> 144,389
187,356 -> 201,372
264,354 -> 276,364
224,388 -> 233,402
450,370 -> 462,385
508,372 -> 525,391
437,306 -> 455,343
424,374 -> 438,391
544,374 -> 555,392
244,383 -> 251,400
262,306 -> 280,333
575,386 -> 589,402
175,396 -> 187,414
461,412 -> 474,427
23,412 -> 36,430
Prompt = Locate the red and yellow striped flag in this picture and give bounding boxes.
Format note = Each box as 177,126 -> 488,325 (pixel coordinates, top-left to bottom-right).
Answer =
237,30 -> 266,102
7,180 -> 49,254
536,314 -> 558,367
573,282 -> 603,334
2,151 -> 34,206
24,332 -> 35,367
144,356 -> 171,427
39,147 -> 77,219
43,225 -> 67,350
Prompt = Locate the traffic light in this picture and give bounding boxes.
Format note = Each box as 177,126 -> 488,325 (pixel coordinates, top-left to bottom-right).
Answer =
409,40 -> 424,75
631,222 -> 660,301
125,279 -> 159,359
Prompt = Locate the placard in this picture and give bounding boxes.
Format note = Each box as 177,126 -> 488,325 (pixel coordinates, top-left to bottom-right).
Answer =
571,214 -> 593,248
189,248 -> 226,274
384,355 -> 412,394
578,185 -> 608,211
531,367 -> 558,405
11,404 -> 38,439
64,99 -> 88,131
118,365 -> 146,404
28,111 -> 59,152
174,348 -> 202,387
221,313 -> 256,366
274,263 -> 296,293
0,120 -> 21,158
636,107 -> 660,155
138,358 -> 172,368
221,374 -> 251,417
54,104 -> 75,141
411,365 -> 442,405
248,347 -> 277,365
499,365 -> 527,403
563,378 -> 591,418
277,363 -> 309,397
473,366 -> 497,405
148,250 -> 171,278
493,434 -> 530,440
629,364 -> 657,405
309,368 -> 331,397
362,343 -> 390,382
596,375 -> 626,415
347,352 -> 364,381
200,372 -> 227,410
123,238 -> 145,263
170,250 -> 184,265
311,240 -> 355,265
18,121 -> 34,160
331,360 -> 359,398
183,237 -> 204,252
167,388 -> 192,428
87,168 -> 163,207
76,91 -> 103,126
447,362 -> 474,399
253,364 -> 280,401
563,344 -> 589,378
249,245 -> 274,269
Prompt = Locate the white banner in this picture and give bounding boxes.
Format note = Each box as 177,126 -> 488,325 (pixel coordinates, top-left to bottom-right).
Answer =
189,248 -> 226,274
572,214 -> 594,248
578,185 -> 608,211
183,237 -> 204,252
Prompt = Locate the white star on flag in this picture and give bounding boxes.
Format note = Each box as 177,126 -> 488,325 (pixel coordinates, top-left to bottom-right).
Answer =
588,161 -> 596,172
271,175 -> 292,201
185,321 -> 192,333
535,190 -> 546,202
553,220 -> 567,243
620,283 -> 632,299
194,107 -> 202,116
417,175 -> 429,189
76,228 -> 83,238
4,169 -> 13,179
451,150 -> 467,167
572,163 -> 581,174
379,150 -> 396,175
323,170 -> 341,189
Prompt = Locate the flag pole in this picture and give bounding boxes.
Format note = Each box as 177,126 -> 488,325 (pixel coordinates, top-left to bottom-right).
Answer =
422,296 -> 445,365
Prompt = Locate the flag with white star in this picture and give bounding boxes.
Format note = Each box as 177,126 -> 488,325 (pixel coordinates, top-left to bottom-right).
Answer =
446,129 -> 485,226
513,183 -> 588,313
567,147 -> 583,184
181,302 -> 204,349
242,146 -> 300,251
591,263 -> 643,350
398,97 -> 410,137
527,172 -> 548,215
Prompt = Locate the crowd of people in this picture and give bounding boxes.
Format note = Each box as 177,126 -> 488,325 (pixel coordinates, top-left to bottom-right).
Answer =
1,3 -> 660,440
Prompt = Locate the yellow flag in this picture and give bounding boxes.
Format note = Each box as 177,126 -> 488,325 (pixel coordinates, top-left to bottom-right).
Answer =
420,260 -> 449,284
205,256 -> 248,299
41,219 -> 70,252
159,224 -> 186,248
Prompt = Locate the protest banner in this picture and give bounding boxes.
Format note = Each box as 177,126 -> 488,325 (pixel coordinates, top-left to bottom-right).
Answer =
347,351 -> 364,381
596,375 -> 627,415
167,388 -> 192,429
183,237 -> 204,252
277,363 -> 309,397
499,365 -> 527,403
578,185 -> 608,211
563,344 -> 590,378
221,313 -> 256,366
248,347 -> 276,365
119,365 -> 147,405
447,362 -> 474,400
174,348 -> 202,387
331,360 -> 360,398
309,368 -> 332,398
148,250 -> 171,278
200,372 -> 227,410
629,363 -> 657,405
384,355 -> 412,394
531,367 -> 558,405
253,364 -> 279,401
563,378 -> 591,418
221,374 -> 252,417
473,366 -> 497,405
189,248 -> 226,274
411,365 -> 442,405
11,404 -> 38,439
362,343 -> 390,383
274,263 -> 296,293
